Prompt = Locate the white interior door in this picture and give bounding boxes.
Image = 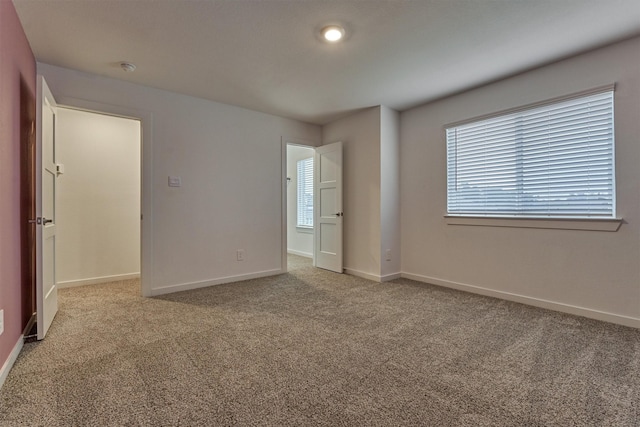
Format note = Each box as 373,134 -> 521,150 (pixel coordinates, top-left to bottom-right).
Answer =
313,141 -> 343,273
36,76 -> 58,340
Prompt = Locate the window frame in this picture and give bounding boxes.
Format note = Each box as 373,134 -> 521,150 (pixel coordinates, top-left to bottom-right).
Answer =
443,84 -> 622,231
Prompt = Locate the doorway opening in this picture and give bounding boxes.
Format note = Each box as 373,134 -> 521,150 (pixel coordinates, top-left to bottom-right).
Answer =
54,107 -> 141,291
27,76 -> 152,341
283,140 -> 344,275
285,143 -> 315,272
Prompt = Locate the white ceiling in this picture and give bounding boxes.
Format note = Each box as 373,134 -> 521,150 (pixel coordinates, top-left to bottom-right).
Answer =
13,0 -> 640,125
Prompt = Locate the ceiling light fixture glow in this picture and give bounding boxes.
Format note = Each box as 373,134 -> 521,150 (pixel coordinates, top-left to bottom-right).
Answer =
322,25 -> 345,42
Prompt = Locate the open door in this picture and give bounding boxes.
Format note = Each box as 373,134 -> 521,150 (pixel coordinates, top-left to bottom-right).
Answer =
313,141 -> 343,273
35,76 -> 58,340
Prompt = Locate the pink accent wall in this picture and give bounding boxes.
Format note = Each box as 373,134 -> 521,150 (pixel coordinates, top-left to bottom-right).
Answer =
0,1 -> 36,368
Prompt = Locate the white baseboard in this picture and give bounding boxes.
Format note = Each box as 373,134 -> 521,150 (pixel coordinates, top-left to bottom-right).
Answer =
341,268 -> 401,283
287,249 -> 313,258
401,272 -> 640,328
344,268 -> 381,282
150,269 -> 283,296
57,273 -> 140,288
381,272 -> 402,282
0,335 -> 23,391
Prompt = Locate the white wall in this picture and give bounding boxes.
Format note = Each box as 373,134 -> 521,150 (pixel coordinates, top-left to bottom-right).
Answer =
56,108 -> 140,286
322,107 -> 382,280
39,63 -> 321,296
286,144 -> 314,258
400,36 -> 640,326
380,106 -> 401,278
321,106 -> 401,281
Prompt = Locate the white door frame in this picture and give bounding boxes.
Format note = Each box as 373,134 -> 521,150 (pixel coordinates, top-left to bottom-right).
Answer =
281,138 -> 319,273
54,96 -> 154,297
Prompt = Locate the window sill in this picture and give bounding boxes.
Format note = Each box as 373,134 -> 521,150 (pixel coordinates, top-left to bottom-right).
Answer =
444,215 -> 623,232
296,226 -> 314,234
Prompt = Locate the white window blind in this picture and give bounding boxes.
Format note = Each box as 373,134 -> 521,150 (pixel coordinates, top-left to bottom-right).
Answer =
297,157 -> 314,227
446,90 -> 615,218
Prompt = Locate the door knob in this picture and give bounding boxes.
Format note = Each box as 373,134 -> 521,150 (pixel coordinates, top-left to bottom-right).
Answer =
42,218 -> 53,225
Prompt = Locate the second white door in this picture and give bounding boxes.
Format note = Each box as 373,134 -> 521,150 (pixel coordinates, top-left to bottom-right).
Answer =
36,75 -> 58,340
313,141 -> 343,273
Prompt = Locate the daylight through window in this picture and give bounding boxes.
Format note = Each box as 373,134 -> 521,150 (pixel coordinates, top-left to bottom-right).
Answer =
297,157 -> 314,227
446,90 -> 615,218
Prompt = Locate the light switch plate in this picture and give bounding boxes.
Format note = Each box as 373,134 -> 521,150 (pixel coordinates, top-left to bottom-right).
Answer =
168,176 -> 182,187
0,309 -> 4,336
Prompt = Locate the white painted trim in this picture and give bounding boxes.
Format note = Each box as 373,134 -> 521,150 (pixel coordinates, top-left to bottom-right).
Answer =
287,249 -> 313,258
150,269 -> 283,296
281,139 -> 288,274
344,269 -> 400,283
444,215 -> 623,232
381,272 -> 402,282
0,335 -> 24,391
344,268 -> 381,282
401,272 -> 640,328
57,273 -> 140,288
51,95 -> 154,298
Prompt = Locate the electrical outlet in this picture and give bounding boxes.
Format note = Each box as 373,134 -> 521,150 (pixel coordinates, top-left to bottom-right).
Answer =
237,249 -> 245,261
0,309 -> 4,336
168,176 -> 182,187
385,249 -> 392,261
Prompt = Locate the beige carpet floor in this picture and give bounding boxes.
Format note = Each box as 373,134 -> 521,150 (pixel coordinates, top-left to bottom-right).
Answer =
1,255 -> 639,426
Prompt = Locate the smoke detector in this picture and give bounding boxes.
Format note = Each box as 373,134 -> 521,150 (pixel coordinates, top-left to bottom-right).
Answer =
120,62 -> 136,72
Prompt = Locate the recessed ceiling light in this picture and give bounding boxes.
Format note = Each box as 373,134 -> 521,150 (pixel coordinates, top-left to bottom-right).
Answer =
321,25 -> 345,42
120,62 -> 136,72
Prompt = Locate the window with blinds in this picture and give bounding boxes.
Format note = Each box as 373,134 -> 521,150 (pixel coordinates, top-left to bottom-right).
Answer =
446,90 -> 615,218
297,157 -> 314,227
